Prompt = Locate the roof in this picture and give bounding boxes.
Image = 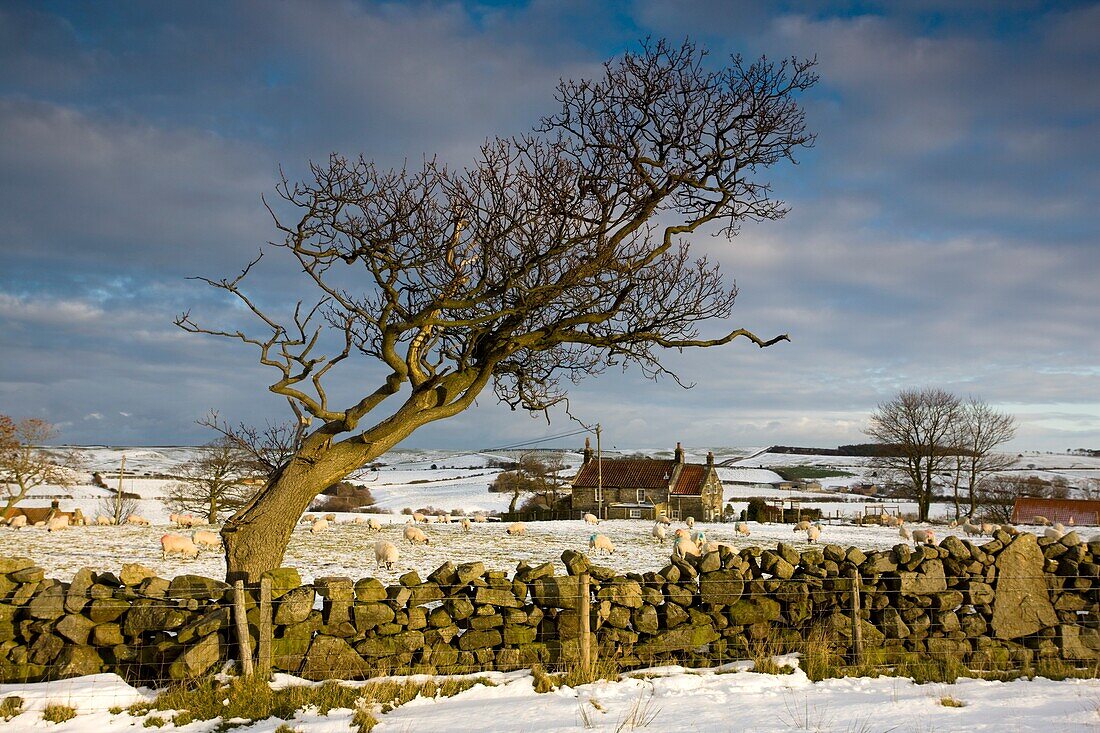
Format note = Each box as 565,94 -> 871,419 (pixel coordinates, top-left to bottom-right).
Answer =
572,458 -> 680,490
572,458 -> 712,496
1012,497 -> 1100,524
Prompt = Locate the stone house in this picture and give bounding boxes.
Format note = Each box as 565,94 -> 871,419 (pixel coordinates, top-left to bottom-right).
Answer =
570,441 -> 723,521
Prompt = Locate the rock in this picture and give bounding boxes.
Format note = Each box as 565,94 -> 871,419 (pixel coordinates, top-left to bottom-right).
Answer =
699,571 -> 744,606
167,631 -> 224,679
91,623 -> 125,647
10,566 -> 45,583
65,568 -> 95,614
29,633 -> 64,665
353,578 -> 386,602
260,568 -> 302,599
55,645 -> 104,678
139,577 -> 171,598
665,583 -> 694,607
88,598 -> 130,624
177,608 -> 229,644
56,614 -> 96,645
561,550 -> 591,576
726,598 -> 781,626
518,562 -> 554,583
409,583 -> 444,606
1059,624 -> 1100,660
458,629 -> 502,651
168,575 -> 229,601
530,576 -> 581,610
992,534 -> 1058,639
633,604 -> 659,635
0,556 -> 35,574
760,551 -> 795,580
473,587 -> 522,608
314,577 -> 354,601
28,583 -> 66,620
967,581 -> 995,606
123,599 -> 188,636
503,624 -> 537,645
899,559 -> 947,595
299,635 -> 370,681
635,623 -> 719,658
427,562 -> 458,587
274,586 -> 315,626
119,563 -> 156,587
399,571 -> 421,587
599,579 -> 643,609
455,562 -> 486,584
352,603 -> 395,633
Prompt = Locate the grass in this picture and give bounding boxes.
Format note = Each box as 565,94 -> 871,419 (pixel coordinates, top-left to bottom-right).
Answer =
1,696 -> 23,721
769,465 -> 854,481
143,715 -> 167,727
938,695 -> 966,708
41,703 -> 77,724
614,692 -> 661,732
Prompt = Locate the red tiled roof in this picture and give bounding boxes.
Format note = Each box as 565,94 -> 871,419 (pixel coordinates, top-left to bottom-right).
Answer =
671,464 -> 707,496
1012,497 -> 1100,525
571,459 -> 679,490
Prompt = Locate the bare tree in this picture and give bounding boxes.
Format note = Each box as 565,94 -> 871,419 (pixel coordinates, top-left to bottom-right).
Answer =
952,397 -> 1017,520
198,412 -> 304,482
865,388 -> 963,522
490,453 -> 568,513
167,439 -> 256,524
0,415 -> 82,515
177,40 -> 818,580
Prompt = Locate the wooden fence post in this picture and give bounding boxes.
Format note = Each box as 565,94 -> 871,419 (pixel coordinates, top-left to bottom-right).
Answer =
257,577 -> 272,678
578,572 -> 591,674
233,579 -> 254,677
850,566 -> 863,665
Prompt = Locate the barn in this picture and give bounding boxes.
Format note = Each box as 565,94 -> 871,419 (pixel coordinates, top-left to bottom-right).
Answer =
1011,496 -> 1100,526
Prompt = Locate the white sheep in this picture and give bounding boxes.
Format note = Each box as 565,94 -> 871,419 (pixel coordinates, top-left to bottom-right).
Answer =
1000,524 -> 1019,536
962,522 -> 982,538
473,514 -> 488,523
589,533 -> 614,554
912,528 -> 935,546
583,513 -> 600,525
367,518 -> 383,531
673,527 -> 691,540
460,518 -> 471,533
441,515 -> 453,524
412,512 -> 428,524
375,540 -> 399,570
1053,521 -> 1066,534
161,533 -> 199,559
656,515 -> 672,526
690,529 -> 706,544
324,513 -> 337,523
899,523 -> 912,541
192,529 -> 221,549
672,536 -> 700,559
735,522 -> 751,537
8,515 -> 27,529
404,525 -> 430,544
353,516 -> 367,524
95,515 -> 113,526
805,525 -> 821,543
47,516 -> 70,532
652,523 -> 667,541
126,515 -> 150,526
794,520 -> 812,532
685,516 -> 695,529
1033,515 -> 1051,526
310,518 -> 329,534
506,522 -> 526,536
302,514 -> 316,524
980,522 -> 995,536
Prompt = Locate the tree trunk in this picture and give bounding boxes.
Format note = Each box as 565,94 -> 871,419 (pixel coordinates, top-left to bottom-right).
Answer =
208,496 -> 217,526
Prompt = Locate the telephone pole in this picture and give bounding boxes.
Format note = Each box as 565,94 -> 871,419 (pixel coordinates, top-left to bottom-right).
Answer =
596,423 -> 603,519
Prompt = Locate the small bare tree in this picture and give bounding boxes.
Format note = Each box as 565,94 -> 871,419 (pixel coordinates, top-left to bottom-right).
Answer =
865,388 -> 962,522
167,439 -> 256,524
178,40 -> 818,580
0,415 -> 82,515
949,397 -> 1017,520
490,453 -> 567,513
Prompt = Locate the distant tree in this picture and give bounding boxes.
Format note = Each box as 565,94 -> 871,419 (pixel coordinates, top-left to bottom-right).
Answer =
947,397 -> 1017,520
490,454 -> 568,513
0,415 -> 82,515
865,388 -> 963,522
311,480 -> 376,513
167,439 -> 256,524
974,474 -> 1031,524
178,40 -> 817,580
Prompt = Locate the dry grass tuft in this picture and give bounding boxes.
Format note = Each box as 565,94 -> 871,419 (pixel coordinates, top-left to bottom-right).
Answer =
41,703 -> 77,724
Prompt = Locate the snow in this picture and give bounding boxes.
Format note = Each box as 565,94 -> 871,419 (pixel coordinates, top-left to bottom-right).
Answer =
1,664 -> 1096,732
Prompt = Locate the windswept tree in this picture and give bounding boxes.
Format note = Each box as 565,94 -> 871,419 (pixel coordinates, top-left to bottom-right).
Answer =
0,415 -> 82,515
865,388 -> 963,522
167,439 -> 256,524
178,40 -> 818,580
490,453 -> 568,513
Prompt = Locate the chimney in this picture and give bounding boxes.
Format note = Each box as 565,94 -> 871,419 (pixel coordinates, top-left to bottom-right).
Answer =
706,450 -> 714,467
674,441 -> 684,463
583,436 -> 593,464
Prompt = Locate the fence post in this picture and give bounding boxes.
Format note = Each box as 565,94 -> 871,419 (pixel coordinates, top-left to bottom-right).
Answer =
578,571 -> 591,674
233,579 -> 254,677
257,576 -> 272,678
849,566 -> 863,666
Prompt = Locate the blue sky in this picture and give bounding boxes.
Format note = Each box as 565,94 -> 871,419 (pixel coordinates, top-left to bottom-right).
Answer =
1,1 -> 1098,451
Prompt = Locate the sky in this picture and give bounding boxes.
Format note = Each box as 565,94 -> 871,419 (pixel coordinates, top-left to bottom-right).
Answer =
1,0 -> 1098,452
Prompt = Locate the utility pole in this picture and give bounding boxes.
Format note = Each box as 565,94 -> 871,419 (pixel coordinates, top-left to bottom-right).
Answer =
596,423 -> 603,519
114,454 -> 126,525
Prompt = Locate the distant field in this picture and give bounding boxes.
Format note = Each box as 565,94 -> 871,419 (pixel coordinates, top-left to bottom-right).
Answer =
768,465 -> 855,481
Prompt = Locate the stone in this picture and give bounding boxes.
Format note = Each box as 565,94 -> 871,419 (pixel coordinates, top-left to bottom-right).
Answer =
665,583 -> 694,607
409,583 -> 444,607
726,598 -> 781,626
56,613 -> 96,645
354,578 -> 387,602
168,575 -> 229,601
1059,624 -> 1100,660
91,623 -> 125,647
29,633 -> 64,665
474,587 -> 521,608
0,556 -> 35,574
427,562 -> 458,586
139,577 -> 171,598
353,603 -> 395,632
458,629 -> 501,651
899,559 -> 947,595
455,562 -> 486,584
177,608 -> 229,644
169,632 -> 224,679
65,568 -> 95,614
635,623 -> 719,658
260,568 -> 302,599
530,576 -> 581,610
967,581 -> 995,606
699,552 -> 721,573
992,534 -> 1058,639
633,604 -> 659,635
28,585 -> 66,620
760,551 -> 795,580
561,550 -> 591,576
274,586 -> 315,626
399,571 -> 421,587
503,624 -> 537,645
518,562 -> 554,583
10,567 -> 45,583
122,598 -> 188,636
88,598 -> 130,624
54,645 -> 103,678
699,571 -> 744,606
119,563 -> 156,587
299,635 -> 370,681
314,577 -> 354,601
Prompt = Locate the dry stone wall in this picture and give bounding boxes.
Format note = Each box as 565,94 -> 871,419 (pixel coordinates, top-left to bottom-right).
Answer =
1,529 -> 1098,683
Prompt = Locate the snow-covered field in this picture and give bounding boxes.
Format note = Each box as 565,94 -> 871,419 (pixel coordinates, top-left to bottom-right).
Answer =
2,663 -> 1098,732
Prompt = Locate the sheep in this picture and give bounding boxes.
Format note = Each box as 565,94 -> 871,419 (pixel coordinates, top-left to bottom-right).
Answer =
735,522 -> 751,537
948,518 -> 958,528
506,522 -> 526,536
962,522 -> 982,538
588,533 -> 614,554
672,536 -> 700,559
673,528 -> 691,540
473,514 -> 488,523
192,529 -> 221,549
899,523 -> 912,541
442,515 -> 453,524
412,513 -> 427,524
302,514 -> 316,524
310,518 -> 329,534
353,516 -> 367,524
685,516 -> 695,529
980,522 -> 995,536
1053,521 -> 1066,534
999,524 -> 1019,536
47,516 -> 70,532
172,513 -> 199,528
126,515 -> 150,526
95,515 -> 113,526
324,513 -> 337,523
1044,526 -> 1064,541
8,515 -> 27,529
460,518 -> 471,533
1033,515 -> 1051,526
911,528 -> 935,546
367,518 -> 383,531
690,529 -> 707,544
404,525 -> 430,545
805,525 -> 821,543
161,533 -> 199,560
652,523 -> 667,541
375,540 -> 399,570
794,520 -> 812,532
583,513 -> 600,525
656,515 -> 672,526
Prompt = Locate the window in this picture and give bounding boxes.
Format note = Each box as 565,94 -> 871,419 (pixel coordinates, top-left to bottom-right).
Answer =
636,489 -> 646,503
629,509 -> 642,519
670,509 -> 681,520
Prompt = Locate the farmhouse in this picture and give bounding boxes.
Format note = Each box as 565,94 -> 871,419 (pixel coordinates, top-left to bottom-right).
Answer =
570,440 -> 723,521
